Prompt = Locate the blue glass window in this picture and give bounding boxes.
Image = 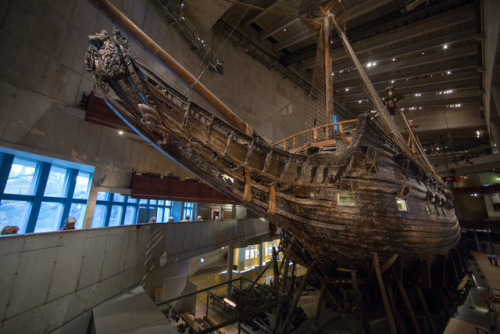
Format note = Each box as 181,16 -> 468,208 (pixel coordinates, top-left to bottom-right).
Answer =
4,158 -> 38,195
123,206 -> 137,225
164,207 -> 172,221
35,202 -> 63,232
108,206 -> 123,227
0,200 -> 31,233
92,205 -> 107,228
113,193 -> 125,202
44,166 -> 69,197
97,192 -> 109,201
73,171 -> 91,199
157,207 -> 164,222
183,202 -> 194,220
69,203 -> 86,229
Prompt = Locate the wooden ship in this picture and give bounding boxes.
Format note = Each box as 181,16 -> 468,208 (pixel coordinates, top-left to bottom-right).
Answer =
85,1 -> 460,278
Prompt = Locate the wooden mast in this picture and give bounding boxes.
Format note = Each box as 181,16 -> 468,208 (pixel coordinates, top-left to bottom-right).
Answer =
323,16 -> 334,139
87,0 -> 254,136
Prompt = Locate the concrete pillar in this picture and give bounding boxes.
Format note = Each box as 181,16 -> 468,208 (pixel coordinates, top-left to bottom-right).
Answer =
226,244 -> 234,297
83,181 -> 99,228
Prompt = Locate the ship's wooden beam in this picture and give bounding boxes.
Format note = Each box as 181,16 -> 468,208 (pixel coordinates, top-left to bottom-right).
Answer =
373,252 -> 398,334
87,0 -> 254,136
351,271 -> 372,334
386,286 -> 404,333
313,284 -> 326,326
392,267 -> 422,334
280,240 -> 294,294
278,268 -> 312,334
416,288 -> 438,334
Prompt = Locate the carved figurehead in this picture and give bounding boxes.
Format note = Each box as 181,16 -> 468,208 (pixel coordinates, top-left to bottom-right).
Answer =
85,28 -> 129,92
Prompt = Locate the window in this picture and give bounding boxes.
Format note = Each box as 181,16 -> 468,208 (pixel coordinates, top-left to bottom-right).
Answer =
73,171 -> 91,199
157,207 -> 164,222
338,192 -> 356,206
92,205 -> 107,228
35,202 -> 63,232
113,193 -> 125,202
97,192 -> 109,201
123,206 -> 137,225
108,206 -> 123,227
396,197 -> 408,211
4,158 -> 38,195
183,202 -> 194,220
425,204 -> 431,215
0,151 -> 94,234
69,203 -> 86,229
93,193 -> 177,226
0,200 -> 31,233
44,166 -> 69,197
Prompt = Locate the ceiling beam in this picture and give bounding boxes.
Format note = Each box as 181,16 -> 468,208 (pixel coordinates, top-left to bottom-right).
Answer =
337,77 -> 480,101
324,31 -> 478,72
292,5 -> 475,67
343,0 -> 394,22
258,17 -> 299,40
332,59 -> 478,88
245,0 -> 281,26
273,30 -> 316,52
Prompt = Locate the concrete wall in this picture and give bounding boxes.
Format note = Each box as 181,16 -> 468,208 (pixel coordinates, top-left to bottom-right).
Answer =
0,218 -> 270,333
0,0 -> 309,190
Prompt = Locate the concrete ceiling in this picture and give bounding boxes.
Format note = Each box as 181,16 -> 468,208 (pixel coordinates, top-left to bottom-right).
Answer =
177,0 -> 500,175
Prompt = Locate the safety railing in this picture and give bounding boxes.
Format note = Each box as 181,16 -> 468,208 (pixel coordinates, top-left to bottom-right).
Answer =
273,119 -> 357,151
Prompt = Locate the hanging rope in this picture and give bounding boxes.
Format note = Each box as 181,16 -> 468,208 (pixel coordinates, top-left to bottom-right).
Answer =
184,0 -> 257,96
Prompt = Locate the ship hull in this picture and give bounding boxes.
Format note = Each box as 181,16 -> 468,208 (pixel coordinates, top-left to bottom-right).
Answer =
86,30 -> 460,274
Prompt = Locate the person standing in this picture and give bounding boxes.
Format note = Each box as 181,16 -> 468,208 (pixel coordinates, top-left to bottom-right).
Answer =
60,217 -> 77,230
1,226 -> 19,235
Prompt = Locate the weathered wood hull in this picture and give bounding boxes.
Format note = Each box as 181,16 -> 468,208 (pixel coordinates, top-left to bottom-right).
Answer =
86,30 -> 460,274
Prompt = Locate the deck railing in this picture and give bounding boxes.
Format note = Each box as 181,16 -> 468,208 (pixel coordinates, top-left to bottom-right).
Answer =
273,119 -> 358,151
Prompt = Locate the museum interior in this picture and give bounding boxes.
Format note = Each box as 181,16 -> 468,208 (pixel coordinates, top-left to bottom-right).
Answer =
0,0 -> 499,333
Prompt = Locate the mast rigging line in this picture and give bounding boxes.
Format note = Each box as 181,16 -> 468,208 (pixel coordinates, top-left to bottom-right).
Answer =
188,0 -> 257,95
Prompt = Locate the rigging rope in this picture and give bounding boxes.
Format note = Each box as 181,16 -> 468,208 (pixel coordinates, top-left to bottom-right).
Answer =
184,0 -> 257,96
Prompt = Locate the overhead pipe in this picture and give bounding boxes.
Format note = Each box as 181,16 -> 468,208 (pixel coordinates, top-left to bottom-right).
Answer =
87,0 -> 254,136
